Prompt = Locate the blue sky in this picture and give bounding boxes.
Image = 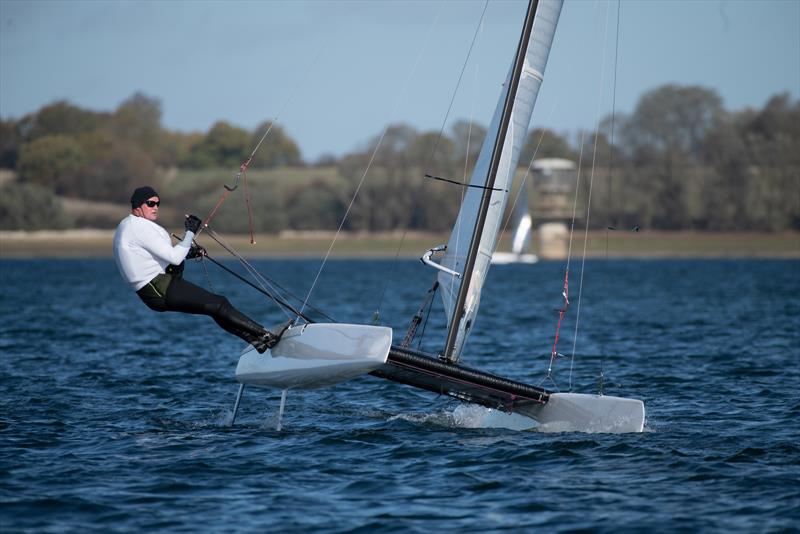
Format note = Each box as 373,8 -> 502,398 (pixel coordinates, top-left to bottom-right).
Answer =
1,0 -> 798,162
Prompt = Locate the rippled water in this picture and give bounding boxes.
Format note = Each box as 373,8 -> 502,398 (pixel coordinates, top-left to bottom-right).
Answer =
1,258 -> 798,532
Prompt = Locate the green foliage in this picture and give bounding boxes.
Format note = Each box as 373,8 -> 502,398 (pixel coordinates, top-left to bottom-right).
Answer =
23,100 -> 108,140
111,92 -> 164,163
521,128 -> 576,163
0,183 -> 72,230
182,121 -> 250,169
76,131 -> 157,202
451,120 -> 486,168
17,135 -> 87,194
0,119 -> 22,168
193,186 -> 287,233
285,178 -> 346,230
3,86 -> 798,232
248,121 -> 303,168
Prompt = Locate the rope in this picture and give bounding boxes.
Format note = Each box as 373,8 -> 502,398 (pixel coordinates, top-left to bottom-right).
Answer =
416,282 -> 438,352
200,49 -> 324,240
299,3 -> 445,318
549,131 -> 585,380
203,252 -> 314,323
204,227 -> 336,323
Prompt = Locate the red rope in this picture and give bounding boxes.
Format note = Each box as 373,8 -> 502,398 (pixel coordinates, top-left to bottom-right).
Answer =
242,164 -> 255,244
201,156 -> 257,243
548,268 -> 570,372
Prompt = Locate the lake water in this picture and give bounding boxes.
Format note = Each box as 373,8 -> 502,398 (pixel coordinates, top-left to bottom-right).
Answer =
1,257 -> 798,532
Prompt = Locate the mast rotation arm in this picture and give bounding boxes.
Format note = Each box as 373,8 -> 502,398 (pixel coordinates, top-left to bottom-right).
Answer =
421,245 -> 461,278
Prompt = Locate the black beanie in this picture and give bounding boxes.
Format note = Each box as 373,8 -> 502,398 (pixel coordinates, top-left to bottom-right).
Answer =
130,186 -> 159,208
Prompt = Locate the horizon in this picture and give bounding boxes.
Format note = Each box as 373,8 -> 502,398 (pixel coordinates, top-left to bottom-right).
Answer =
2,0 -> 798,162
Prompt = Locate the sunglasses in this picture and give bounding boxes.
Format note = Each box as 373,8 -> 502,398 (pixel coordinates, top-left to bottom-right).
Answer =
144,200 -> 160,207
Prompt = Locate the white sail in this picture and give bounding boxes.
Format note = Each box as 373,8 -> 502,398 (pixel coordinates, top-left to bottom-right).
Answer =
511,183 -> 533,255
438,0 -> 562,361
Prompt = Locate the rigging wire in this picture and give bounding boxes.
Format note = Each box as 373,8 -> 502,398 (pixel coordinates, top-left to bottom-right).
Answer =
420,0 -> 490,178
203,227 -> 336,323
446,62 -> 481,325
569,0 -> 615,393
560,131 -> 585,386
371,1 -> 489,323
544,131 -> 585,380
416,282 -> 438,352
200,49 -> 324,241
597,0 -> 623,392
299,2 -> 446,319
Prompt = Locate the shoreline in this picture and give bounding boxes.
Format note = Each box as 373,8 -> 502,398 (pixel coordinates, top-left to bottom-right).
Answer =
1,229 -> 798,259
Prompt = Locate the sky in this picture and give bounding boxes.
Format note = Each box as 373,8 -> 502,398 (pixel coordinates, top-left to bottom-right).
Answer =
1,0 -> 798,162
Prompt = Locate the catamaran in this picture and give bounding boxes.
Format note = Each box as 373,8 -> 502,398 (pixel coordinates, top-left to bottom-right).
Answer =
227,0 -> 645,433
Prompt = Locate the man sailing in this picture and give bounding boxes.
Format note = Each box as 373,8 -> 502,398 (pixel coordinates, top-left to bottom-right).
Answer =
113,186 -> 281,353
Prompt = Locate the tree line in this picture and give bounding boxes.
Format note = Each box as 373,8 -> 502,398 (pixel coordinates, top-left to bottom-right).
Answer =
0,85 -> 797,232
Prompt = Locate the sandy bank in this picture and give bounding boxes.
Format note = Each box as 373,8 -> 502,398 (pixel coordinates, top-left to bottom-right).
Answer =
1,229 -> 798,259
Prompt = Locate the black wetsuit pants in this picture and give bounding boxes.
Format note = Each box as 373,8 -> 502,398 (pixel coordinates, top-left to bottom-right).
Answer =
136,274 -> 267,345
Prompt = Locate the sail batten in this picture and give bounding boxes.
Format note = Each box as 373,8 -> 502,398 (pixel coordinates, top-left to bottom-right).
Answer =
438,0 -> 563,362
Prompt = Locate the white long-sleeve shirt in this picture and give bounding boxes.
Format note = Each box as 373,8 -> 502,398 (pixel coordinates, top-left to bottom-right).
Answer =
113,214 -> 194,291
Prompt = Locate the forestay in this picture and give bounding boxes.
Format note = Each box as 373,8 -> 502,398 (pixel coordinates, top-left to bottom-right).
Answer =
438,0 -> 563,361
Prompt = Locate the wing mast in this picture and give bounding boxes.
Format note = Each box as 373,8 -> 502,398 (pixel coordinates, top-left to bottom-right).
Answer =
442,0 -> 540,362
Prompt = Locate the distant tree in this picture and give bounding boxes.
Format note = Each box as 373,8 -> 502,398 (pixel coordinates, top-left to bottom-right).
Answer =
0,119 -> 22,168
520,128 -> 576,165
409,131 -> 455,176
451,119 -> 486,169
622,85 -> 724,229
313,153 -> 339,167
285,179 -> 346,230
248,121 -> 303,168
368,123 -> 417,169
735,94 -> 800,230
408,176 -> 461,231
183,121 -> 250,168
698,111 -> 749,230
75,131 -> 157,202
16,135 -> 87,194
193,185 -> 286,233
0,183 -> 72,230
159,130 -> 204,169
111,92 -> 164,162
23,100 -> 107,141
624,84 -> 723,163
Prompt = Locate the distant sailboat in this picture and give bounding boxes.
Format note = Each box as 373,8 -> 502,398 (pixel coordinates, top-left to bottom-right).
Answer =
491,178 -> 538,264
230,0 -> 645,433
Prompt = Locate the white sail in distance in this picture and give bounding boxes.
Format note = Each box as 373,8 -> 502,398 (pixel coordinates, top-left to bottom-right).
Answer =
438,0 -> 562,361
511,181 -> 533,255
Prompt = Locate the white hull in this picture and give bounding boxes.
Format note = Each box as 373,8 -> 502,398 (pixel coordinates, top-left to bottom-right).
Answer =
236,323 -> 392,390
490,252 -> 539,265
528,393 -> 645,433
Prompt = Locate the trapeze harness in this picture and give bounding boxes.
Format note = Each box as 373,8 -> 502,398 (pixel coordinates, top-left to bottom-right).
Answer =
113,214 -> 270,349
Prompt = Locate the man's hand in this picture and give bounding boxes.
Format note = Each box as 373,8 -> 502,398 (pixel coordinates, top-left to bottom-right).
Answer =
185,214 -> 202,234
186,243 -> 207,259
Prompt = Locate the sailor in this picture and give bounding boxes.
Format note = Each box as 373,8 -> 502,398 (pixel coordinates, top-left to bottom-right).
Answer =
113,185 -> 280,353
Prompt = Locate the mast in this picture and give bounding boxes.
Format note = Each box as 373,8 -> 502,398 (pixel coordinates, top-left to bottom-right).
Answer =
442,0 -> 540,362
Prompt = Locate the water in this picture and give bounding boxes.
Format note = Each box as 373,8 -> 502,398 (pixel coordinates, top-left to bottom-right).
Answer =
1,258 -> 798,532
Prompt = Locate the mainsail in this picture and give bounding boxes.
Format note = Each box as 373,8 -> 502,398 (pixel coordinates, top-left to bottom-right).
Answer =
438,0 -> 562,362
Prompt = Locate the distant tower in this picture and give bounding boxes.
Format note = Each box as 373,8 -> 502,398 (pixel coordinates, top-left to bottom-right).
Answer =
531,158 -> 577,260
